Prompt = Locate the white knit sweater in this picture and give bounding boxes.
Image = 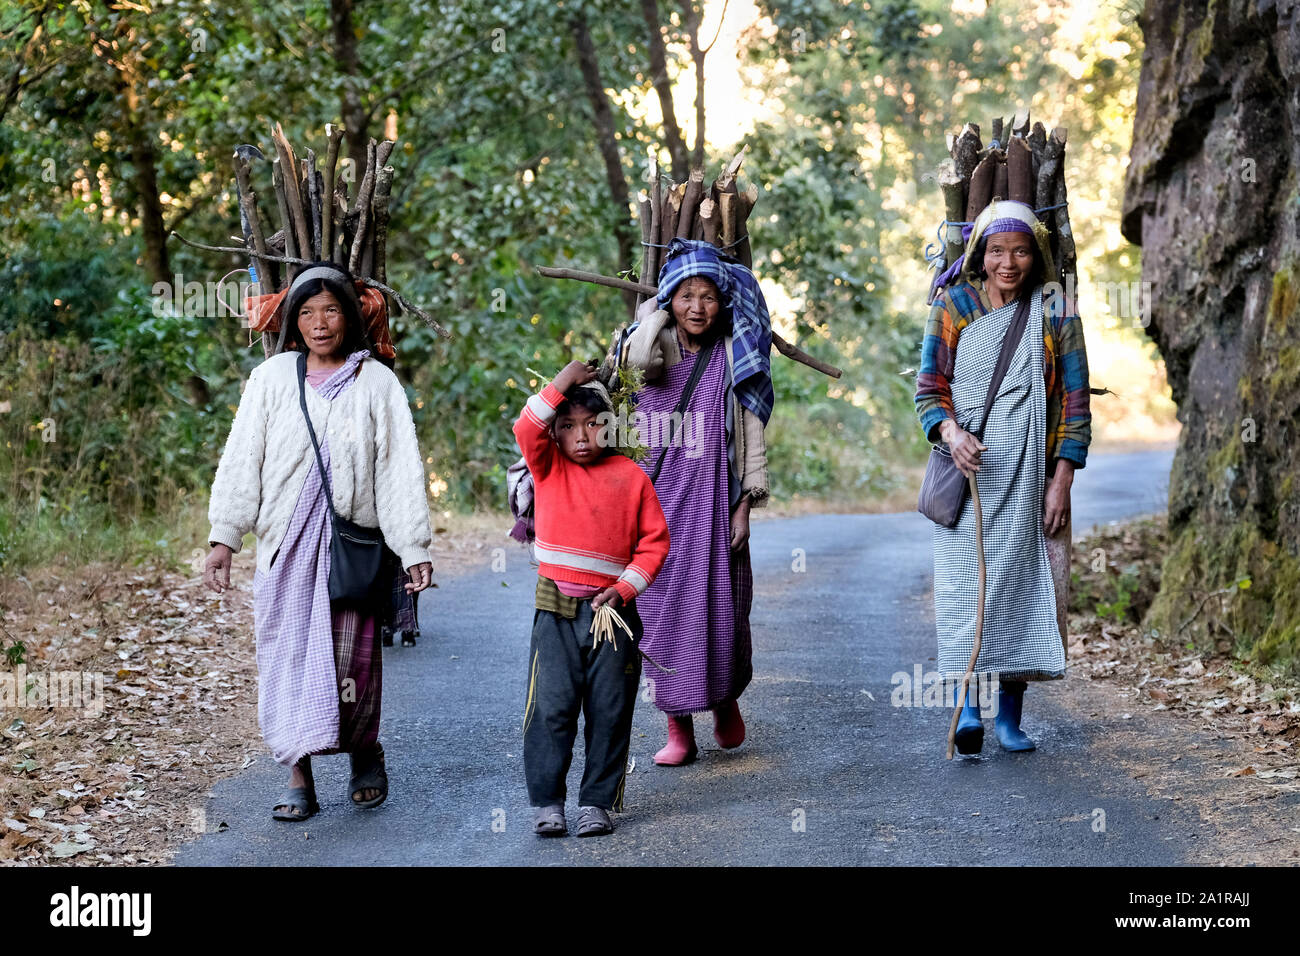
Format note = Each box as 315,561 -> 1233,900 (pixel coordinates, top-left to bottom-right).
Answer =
207,352 -> 433,574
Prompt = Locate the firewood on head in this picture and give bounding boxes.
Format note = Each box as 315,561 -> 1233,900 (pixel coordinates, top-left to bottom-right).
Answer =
713,146 -> 746,198
638,194 -> 653,302
372,165 -> 394,286
990,116 -> 1003,145
664,183 -> 685,247
718,190 -> 737,252
647,155 -> 662,286
735,181 -> 758,268
1011,109 -> 1030,136
1036,127 -> 1066,215
305,149 -> 322,260
376,139 -> 396,168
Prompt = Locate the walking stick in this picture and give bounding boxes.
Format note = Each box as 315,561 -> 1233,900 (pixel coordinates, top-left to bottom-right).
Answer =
945,472 -> 986,759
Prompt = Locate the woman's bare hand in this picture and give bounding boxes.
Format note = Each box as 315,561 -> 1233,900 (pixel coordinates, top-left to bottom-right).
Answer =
405,561 -> 433,595
1043,461 -> 1075,536
940,419 -> 987,478
730,497 -> 752,552
204,544 -> 233,594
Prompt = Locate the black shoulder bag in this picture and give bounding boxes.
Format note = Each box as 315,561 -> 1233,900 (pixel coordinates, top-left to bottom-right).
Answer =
648,337 -> 717,485
917,290 -> 1032,527
297,352 -> 388,604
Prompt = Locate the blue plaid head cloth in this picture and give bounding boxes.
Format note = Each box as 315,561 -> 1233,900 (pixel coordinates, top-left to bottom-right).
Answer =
651,238 -> 774,425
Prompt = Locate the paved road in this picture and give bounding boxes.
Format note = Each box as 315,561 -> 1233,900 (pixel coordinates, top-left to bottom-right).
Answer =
177,449 -> 1180,866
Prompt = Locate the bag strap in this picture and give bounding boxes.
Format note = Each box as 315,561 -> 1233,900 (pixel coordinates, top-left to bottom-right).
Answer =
297,351 -> 339,528
972,290 -> 1033,439
648,335 -> 717,485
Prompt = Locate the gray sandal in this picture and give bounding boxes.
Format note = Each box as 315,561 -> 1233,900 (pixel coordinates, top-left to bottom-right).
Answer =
272,785 -> 319,822
349,744 -> 388,810
534,805 -> 567,837
575,805 -> 613,837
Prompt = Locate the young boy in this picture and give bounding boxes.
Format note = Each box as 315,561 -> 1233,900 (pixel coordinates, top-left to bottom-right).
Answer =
514,360 -> 669,837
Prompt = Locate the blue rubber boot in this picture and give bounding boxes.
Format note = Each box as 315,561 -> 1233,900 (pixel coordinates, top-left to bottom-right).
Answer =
953,681 -> 984,755
995,680 -> 1036,752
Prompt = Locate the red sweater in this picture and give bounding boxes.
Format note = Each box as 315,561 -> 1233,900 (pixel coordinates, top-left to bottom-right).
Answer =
514,383 -> 670,604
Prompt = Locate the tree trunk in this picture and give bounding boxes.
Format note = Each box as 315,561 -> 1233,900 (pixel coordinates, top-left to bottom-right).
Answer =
682,0 -> 706,168
570,11 -> 637,314
331,0 -> 369,171
640,0 -> 689,181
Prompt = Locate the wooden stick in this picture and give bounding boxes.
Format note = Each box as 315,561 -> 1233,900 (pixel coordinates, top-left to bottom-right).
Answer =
376,139 -> 395,168
952,123 -> 982,184
946,473 -> 986,759
664,182 -> 684,246
713,145 -> 747,196
992,153 -> 1008,202
348,138 -> 378,274
718,191 -> 737,250
1035,125 -> 1062,212
647,155 -> 662,285
637,194 -> 653,303
990,116 -> 1003,146
170,232 -> 451,338
233,155 -> 272,297
305,149 -> 321,260
371,165 -> 394,283
322,124 -> 343,264
1011,109 -> 1030,136
534,265 -> 843,378
1053,130 -> 1075,288
271,124 -> 313,259
271,158 -> 298,268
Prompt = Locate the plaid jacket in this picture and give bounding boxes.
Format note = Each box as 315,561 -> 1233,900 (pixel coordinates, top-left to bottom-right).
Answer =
915,280 -> 1091,471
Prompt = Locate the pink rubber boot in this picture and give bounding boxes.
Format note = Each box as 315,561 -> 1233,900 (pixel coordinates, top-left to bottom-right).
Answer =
712,698 -> 746,749
653,714 -> 698,766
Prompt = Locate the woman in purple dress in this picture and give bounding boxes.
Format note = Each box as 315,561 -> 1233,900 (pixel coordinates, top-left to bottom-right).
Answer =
620,239 -> 773,765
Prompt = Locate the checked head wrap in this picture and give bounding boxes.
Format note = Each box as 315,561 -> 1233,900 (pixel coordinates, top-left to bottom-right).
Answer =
651,238 -> 774,425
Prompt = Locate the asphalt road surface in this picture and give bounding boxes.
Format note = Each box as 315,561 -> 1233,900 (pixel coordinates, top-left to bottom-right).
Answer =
177,449 -> 1180,866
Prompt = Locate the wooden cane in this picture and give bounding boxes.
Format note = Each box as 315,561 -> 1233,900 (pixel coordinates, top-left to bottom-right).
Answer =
946,471 -> 986,759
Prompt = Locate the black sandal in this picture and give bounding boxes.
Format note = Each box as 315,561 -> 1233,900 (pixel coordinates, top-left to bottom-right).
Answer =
349,743 -> 388,809
272,785 -> 320,822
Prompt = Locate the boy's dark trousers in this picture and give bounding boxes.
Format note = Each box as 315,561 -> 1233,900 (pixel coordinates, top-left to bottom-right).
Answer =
523,593 -> 642,812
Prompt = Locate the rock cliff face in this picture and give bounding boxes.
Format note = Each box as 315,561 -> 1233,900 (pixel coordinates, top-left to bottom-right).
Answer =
1123,0 -> 1299,672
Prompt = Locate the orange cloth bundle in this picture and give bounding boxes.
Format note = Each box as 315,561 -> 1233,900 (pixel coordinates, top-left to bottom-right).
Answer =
244,280 -> 396,359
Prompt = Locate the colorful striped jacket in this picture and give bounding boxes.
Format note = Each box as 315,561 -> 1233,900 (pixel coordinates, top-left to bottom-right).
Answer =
915,280 -> 1091,471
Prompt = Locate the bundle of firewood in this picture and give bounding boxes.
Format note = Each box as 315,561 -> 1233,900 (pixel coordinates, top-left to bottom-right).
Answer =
933,110 -> 1076,301
636,147 -> 758,288
537,145 -> 841,379
172,122 -> 449,352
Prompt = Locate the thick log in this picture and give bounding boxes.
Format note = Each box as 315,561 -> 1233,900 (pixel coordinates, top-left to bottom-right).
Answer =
952,123 -> 982,183
938,159 -> 965,265
718,190 -> 737,251
1036,126 -> 1066,213
1053,129 -> 1074,286
713,146 -> 747,196
677,167 -> 704,239
966,152 -> 996,221
1007,136 -> 1033,206
376,139 -> 395,168
698,197 -> 719,246
664,182 -> 684,247
1028,121 -> 1047,190
322,124 -> 343,264
332,187 -> 349,265
1011,109 -> 1030,136
990,116 -> 1003,146
992,154 -> 1009,202
535,266 -> 842,378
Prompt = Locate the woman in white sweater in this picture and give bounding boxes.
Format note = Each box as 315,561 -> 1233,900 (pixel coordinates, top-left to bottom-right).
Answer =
203,264 -> 433,821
